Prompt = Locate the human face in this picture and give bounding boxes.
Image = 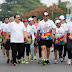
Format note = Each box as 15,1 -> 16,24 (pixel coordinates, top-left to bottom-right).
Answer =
4,18 -> 9,24
43,15 -> 49,22
57,22 -> 61,28
30,20 -> 34,25
9,18 -> 14,22
24,22 -> 28,26
15,15 -> 21,23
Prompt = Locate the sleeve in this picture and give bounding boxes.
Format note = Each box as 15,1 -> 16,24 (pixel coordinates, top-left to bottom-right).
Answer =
23,25 -> 26,32
0,24 -> 1,30
34,26 -> 37,33
51,21 -> 56,29
7,23 -> 11,32
37,22 -> 41,30
65,24 -> 69,31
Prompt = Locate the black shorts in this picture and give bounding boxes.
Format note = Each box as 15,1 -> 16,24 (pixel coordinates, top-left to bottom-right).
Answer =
5,41 -> 11,50
67,39 -> 72,49
54,45 -> 63,51
40,39 -> 52,48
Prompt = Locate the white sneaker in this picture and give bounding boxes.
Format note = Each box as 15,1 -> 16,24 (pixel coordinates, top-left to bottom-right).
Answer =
59,58 -> 63,62
68,59 -> 71,65
51,47 -> 54,52
63,57 -> 66,62
54,60 -> 58,64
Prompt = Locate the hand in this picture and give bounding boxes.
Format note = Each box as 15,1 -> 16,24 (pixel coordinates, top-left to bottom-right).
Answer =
64,38 -> 67,43
27,38 -> 30,43
52,35 -> 55,39
0,34 -> 2,38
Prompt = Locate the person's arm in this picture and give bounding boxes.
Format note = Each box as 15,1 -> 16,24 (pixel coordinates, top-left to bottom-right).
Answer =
0,30 -> 1,38
64,31 -> 67,43
51,20 -> 56,39
3,32 -> 10,44
52,28 -> 56,39
36,30 -> 40,41
24,31 -> 29,42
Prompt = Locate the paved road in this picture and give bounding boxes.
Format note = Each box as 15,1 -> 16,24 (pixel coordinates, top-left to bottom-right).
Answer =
0,48 -> 72,72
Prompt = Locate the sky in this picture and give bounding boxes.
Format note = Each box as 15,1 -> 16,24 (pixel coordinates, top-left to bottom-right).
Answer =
0,0 -> 72,6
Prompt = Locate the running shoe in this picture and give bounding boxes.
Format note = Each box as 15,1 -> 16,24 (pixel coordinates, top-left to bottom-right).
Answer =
59,58 -> 63,62
54,60 -> 58,64
33,56 -> 36,60
68,59 -> 71,65
31,59 -> 33,62
13,63 -> 17,66
22,59 -> 25,64
41,60 -> 47,65
10,60 -> 13,64
7,59 -> 10,64
18,59 -> 21,64
26,60 -> 29,64
63,57 -> 66,62
38,60 -> 41,64
45,60 -> 50,64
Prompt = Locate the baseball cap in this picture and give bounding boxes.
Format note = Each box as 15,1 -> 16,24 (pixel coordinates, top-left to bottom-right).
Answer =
23,19 -> 28,23
59,15 -> 65,20
55,20 -> 61,24
43,12 -> 49,17
28,18 -> 34,21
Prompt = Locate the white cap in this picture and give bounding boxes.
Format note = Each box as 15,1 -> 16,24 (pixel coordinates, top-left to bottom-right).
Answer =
59,15 -> 65,20
55,20 -> 61,24
43,12 -> 49,17
28,18 -> 34,21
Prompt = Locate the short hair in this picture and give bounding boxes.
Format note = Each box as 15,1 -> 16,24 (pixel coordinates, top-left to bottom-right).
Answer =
9,17 -> 14,20
14,15 -> 16,18
4,17 -> 9,20
32,16 -> 36,18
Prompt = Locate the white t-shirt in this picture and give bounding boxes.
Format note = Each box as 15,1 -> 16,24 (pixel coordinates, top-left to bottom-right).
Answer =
65,21 -> 72,40
0,23 -> 6,32
54,26 -> 65,45
29,25 -> 36,40
37,19 -> 56,40
7,21 -> 26,43
25,25 -> 32,37
24,25 -> 32,44
3,23 -> 9,33
61,23 -> 66,29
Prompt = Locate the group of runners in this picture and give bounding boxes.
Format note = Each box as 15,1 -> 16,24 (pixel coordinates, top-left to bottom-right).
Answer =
0,12 -> 72,66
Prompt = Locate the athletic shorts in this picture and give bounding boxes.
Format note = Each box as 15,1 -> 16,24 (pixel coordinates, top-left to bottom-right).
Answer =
5,41 -> 11,50
67,39 -> 72,49
54,45 -> 63,51
40,39 -> 52,48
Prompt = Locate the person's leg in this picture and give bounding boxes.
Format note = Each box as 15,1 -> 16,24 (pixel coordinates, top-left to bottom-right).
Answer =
26,44 -> 30,64
17,43 -> 24,62
59,45 -> 63,62
41,45 -> 46,60
63,44 -> 67,61
5,41 -> 11,64
30,40 -> 34,61
54,45 -> 58,64
34,46 -> 37,60
2,44 -> 5,56
22,44 -> 25,64
11,43 -> 17,64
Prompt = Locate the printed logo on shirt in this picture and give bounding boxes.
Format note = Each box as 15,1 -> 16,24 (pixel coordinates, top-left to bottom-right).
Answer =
54,36 -> 64,45
67,31 -> 72,40
24,36 -> 31,44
